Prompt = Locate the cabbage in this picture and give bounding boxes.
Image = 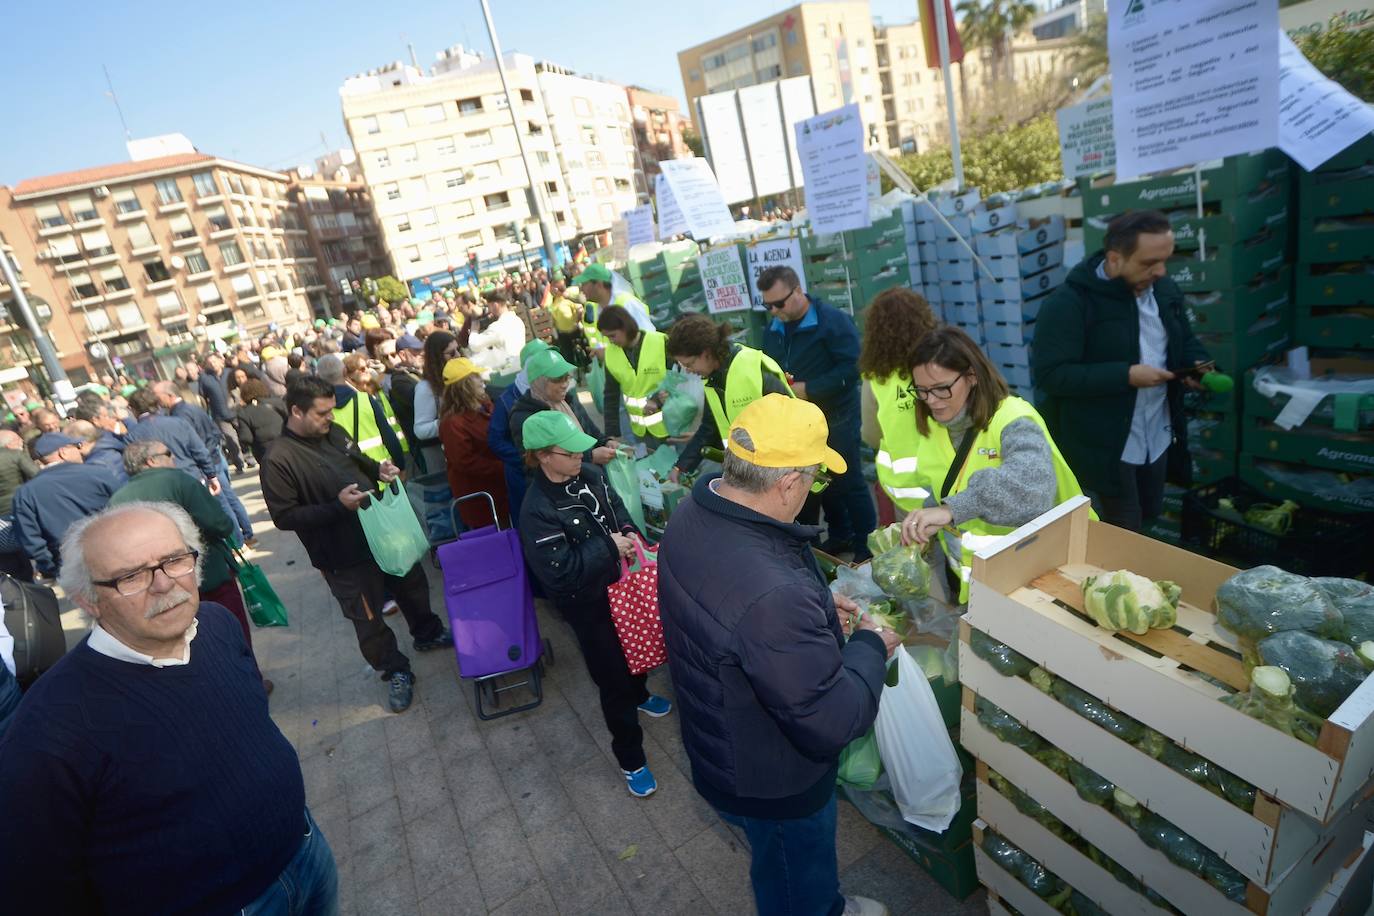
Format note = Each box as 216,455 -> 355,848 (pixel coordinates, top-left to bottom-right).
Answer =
1081,570 -> 1182,634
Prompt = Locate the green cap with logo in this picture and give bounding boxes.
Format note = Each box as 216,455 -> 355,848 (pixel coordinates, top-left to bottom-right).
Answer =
522,410 -> 596,453
572,263 -> 612,286
525,348 -> 577,381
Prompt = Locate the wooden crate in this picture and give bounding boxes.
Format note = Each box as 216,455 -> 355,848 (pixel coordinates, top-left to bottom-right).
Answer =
959,647 -> 1332,886
964,497 -> 1374,824
963,703 -> 1374,914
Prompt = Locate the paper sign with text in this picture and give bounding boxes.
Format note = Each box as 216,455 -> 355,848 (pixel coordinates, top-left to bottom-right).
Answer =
658,158 -> 737,240
744,237 -> 808,312
794,104 -> 871,234
1057,96 -> 1116,178
698,246 -> 751,314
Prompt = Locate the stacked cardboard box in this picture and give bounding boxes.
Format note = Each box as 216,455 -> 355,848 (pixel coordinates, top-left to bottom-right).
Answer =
626,241 -> 703,326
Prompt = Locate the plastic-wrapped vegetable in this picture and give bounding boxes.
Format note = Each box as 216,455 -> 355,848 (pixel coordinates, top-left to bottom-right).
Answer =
989,769 -> 1070,839
980,832 -> 1069,904
1160,742 -> 1212,786
1113,788 -> 1145,829
1033,745 -> 1073,779
1223,665 -> 1325,744
977,697 -> 1044,752
1209,766 -> 1258,813
970,629 -> 1035,677
1133,728 -> 1168,760
1052,680 -> 1145,743
1202,853 -> 1249,903
1081,570 -> 1182,634
1068,759 -> 1115,805
1257,631 -> 1369,718
869,544 -> 932,600
1069,890 -> 1110,916
1215,566 -> 1344,643
1029,666 -> 1055,694
981,832 -> 1028,875
906,644 -> 945,681
1314,577 -> 1374,647
1137,814 -> 1208,875
861,599 -> 911,637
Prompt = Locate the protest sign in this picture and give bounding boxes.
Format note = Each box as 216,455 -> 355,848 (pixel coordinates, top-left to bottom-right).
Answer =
622,205 -> 656,247
795,103 -> 871,234
743,237 -> 807,311
659,158 -> 737,240
656,173 -> 688,239
1057,95 -> 1116,178
1277,31 -> 1374,171
698,247 -> 751,314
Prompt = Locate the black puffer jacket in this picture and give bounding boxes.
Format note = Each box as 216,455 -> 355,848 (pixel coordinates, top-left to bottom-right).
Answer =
518,464 -> 635,606
657,474 -> 887,819
508,390 -> 606,452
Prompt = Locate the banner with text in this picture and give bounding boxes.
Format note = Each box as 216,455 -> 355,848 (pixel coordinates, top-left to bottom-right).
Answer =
794,104 -> 871,235
1057,95 -> 1116,178
622,205 -> 657,248
698,246 -> 751,314
659,158 -> 737,241
744,236 -> 807,312
1277,31 -> 1374,171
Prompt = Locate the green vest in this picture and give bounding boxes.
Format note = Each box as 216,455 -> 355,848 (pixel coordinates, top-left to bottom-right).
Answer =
703,347 -> 793,439
604,330 -> 669,437
908,396 -> 1089,604
334,390 -> 407,466
872,373 -> 939,512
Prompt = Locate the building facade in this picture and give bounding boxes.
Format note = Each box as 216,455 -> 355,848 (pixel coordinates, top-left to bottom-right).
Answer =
625,86 -> 693,181
289,178 -> 390,316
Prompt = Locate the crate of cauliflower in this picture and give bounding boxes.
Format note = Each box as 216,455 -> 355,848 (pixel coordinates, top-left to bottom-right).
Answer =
961,496 -> 1374,826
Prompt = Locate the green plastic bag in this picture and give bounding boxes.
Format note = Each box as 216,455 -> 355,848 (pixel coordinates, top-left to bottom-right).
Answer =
837,729 -> 883,789
637,445 -> 679,480
659,370 -> 702,436
357,481 -> 431,576
606,453 -> 648,534
589,359 -> 607,415
232,546 -> 288,628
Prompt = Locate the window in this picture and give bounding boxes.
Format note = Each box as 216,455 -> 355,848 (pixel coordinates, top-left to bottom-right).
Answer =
68,195 -> 97,222
465,130 -> 492,147
85,309 -> 111,333
229,175 -> 245,194
143,259 -> 171,282
383,111 -> 407,131
126,222 -> 155,249
360,115 -> 380,135
545,180 -> 558,194
69,271 -> 98,299
483,192 -> 510,210
100,265 -> 129,291
397,144 -> 418,164
458,97 -> 482,115
112,189 -> 142,214
593,178 -> 610,195
786,30 -> 797,46
219,240 -> 244,265
202,205 -> 230,232
405,246 -> 421,263
580,125 -> 597,145
442,200 -> 475,220
536,150 -> 551,165
587,150 -> 606,168
230,274 -> 256,296
311,212 -> 339,231
614,178 -> 631,190
154,178 -> 183,205
414,208 -> 437,229
572,97 -> 592,117
185,249 -> 210,274
422,103 -> 446,123
444,170 -> 466,189
688,68 -> 700,81
155,290 -> 184,317
196,283 -> 223,306
35,203 -> 65,228
81,230 -> 113,257
192,172 -> 218,197
396,217 -> 412,233
818,23 -> 828,38
434,136 -> 456,156
168,214 -> 197,240
751,34 -> 776,52
370,150 -> 391,169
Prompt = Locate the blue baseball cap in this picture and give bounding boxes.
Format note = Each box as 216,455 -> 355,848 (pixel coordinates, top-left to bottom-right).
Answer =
32,432 -> 81,459
395,333 -> 423,352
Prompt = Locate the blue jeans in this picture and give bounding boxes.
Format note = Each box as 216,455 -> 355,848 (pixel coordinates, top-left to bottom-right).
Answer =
717,792 -> 844,916
217,456 -> 254,543
240,808 -> 338,916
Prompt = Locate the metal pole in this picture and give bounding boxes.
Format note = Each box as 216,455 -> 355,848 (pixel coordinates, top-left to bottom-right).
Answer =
479,0 -> 559,269
0,249 -> 72,405
932,0 -> 965,190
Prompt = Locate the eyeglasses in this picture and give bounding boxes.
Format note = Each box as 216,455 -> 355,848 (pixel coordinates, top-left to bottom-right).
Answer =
549,448 -> 583,459
92,550 -> 199,596
907,375 -> 965,402
804,468 -> 831,494
762,287 -> 796,310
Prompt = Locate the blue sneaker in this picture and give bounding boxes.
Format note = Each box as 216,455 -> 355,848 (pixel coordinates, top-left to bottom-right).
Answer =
638,695 -> 672,718
623,766 -> 658,797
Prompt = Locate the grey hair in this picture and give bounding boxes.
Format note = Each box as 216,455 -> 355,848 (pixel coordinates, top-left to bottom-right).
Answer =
123,440 -> 167,477
721,427 -> 818,494
316,353 -> 345,384
58,501 -> 205,603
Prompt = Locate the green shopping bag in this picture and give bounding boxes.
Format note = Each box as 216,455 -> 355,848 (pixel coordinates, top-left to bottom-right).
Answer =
659,370 -> 702,437
837,729 -> 883,790
231,546 -> 288,628
588,359 -> 607,416
357,480 -> 430,576
637,444 -> 679,480
606,452 -> 648,535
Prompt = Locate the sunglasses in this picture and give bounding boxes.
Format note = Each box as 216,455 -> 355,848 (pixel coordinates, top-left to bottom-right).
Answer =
763,287 -> 796,310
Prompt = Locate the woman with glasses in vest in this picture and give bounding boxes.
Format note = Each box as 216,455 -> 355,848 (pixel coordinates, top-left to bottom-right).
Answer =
896,326 -> 1089,605
665,315 -> 793,483
596,305 -> 669,446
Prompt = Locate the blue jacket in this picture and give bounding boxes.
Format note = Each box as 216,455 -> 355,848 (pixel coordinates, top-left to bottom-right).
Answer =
198,371 -> 235,423
125,413 -> 219,480
762,295 -> 861,434
488,381 -> 528,523
171,399 -> 222,452
12,463 -> 120,576
657,474 -> 887,819
85,431 -> 128,486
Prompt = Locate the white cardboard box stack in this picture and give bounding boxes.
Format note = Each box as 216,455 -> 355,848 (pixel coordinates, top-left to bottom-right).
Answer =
973,214 -> 1068,395
911,191 -> 981,329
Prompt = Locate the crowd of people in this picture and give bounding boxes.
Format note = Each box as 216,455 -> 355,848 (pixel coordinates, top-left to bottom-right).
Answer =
0,210 -> 1209,915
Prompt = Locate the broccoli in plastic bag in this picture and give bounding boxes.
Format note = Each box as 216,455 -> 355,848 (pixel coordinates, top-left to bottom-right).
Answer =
1202,853 -> 1249,903
1215,566 -> 1344,643
1223,665 -> 1325,745
1029,666 -> 1056,694
1033,745 -> 1074,780
1133,728 -> 1168,760
1257,631 -> 1369,718
1052,680 -> 1145,743
976,697 -> 1044,753
1210,766 -> 1258,813
867,522 -> 932,599
1314,578 -> 1374,648
1160,742 -> 1212,786
989,769 -> 1070,839
1068,890 -> 1110,916
970,629 -> 1035,677
980,832 -> 1068,904
1068,759 -> 1115,805
1137,813 -> 1208,876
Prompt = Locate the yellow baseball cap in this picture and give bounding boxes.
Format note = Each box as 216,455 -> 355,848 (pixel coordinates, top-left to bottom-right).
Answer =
442,357 -> 482,385
360,313 -> 380,329
726,394 -> 845,474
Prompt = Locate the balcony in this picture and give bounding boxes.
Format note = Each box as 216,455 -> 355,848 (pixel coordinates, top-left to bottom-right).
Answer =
53,258 -> 89,274
71,215 -> 103,230
145,278 -> 176,292
222,262 -> 249,274
72,291 -> 104,307
103,285 -> 135,302
172,235 -> 201,249
130,243 -> 162,258
185,269 -> 214,283
195,194 -> 224,206
37,221 -> 70,238
91,322 -> 149,341
209,227 -> 237,241
87,251 -> 120,267
157,200 -> 188,214
233,292 -> 260,306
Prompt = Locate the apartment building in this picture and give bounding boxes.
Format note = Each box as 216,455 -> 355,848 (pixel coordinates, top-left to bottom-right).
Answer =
625,87 -> 693,181
289,178 -> 390,315
4,152 -> 324,383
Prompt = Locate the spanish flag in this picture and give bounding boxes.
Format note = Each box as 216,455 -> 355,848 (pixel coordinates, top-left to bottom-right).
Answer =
919,0 -> 964,68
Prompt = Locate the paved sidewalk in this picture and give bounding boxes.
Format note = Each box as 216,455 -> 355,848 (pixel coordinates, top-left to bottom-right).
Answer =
180,472 -> 986,915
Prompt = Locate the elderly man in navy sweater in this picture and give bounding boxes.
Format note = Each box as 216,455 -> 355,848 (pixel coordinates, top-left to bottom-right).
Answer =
0,502 -> 335,915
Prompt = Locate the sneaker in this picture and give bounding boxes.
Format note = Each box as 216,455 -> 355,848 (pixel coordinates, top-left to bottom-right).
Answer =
243,459 -> 258,470
381,599 -> 400,616
388,671 -> 415,713
842,897 -> 889,916
623,766 -> 657,798
414,629 -> 454,652
638,695 -> 672,718
243,537 -> 260,550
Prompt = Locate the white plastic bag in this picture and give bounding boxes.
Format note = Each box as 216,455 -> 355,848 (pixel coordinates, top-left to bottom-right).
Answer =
872,646 -> 964,831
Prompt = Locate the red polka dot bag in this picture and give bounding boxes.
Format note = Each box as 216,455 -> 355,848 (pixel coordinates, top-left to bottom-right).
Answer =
607,535 -> 667,675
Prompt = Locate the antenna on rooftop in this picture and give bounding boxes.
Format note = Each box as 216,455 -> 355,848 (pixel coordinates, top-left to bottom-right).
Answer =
102,64 -> 132,140
404,35 -> 419,68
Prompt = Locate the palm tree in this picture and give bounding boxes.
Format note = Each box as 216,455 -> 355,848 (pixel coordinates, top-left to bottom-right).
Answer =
955,0 -> 1038,87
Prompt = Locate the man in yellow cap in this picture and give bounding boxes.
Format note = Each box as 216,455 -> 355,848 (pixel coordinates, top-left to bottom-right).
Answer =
657,394 -> 898,916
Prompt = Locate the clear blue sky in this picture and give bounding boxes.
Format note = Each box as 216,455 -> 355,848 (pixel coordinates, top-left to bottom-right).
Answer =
2,0 -> 927,187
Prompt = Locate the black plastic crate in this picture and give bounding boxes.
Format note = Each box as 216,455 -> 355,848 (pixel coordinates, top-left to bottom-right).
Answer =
1183,477 -> 1374,578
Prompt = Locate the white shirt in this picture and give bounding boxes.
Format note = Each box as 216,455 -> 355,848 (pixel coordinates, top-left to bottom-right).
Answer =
1097,262 -> 1172,465
86,619 -> 198,667
0,593 -> 14,676
467,311 -> 527,374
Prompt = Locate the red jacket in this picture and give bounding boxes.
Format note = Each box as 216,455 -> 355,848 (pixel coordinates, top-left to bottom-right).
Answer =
439,404 -> 510,528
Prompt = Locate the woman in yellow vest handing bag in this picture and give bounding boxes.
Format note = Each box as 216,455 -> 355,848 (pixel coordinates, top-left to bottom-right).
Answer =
596,305 -> 669,444
896,327 -> 1090,605
664,315 -> 793,482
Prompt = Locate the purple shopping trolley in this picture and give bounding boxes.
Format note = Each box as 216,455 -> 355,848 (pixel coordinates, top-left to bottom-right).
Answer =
436,492 -> 553,720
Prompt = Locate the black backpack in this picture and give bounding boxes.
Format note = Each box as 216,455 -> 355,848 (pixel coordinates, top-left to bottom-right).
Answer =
1,574 -> 66,686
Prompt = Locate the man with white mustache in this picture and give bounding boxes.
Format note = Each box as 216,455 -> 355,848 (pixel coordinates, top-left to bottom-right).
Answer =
0,502 -> 335,915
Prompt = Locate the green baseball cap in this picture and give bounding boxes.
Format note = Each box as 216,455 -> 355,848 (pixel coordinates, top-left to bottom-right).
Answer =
525,348 -> 577,381
522,410 -> 596,452
572,263 -> 612,286
520,338 -> 553,368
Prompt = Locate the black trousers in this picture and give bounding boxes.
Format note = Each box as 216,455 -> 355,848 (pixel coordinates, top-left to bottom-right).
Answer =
797,428 -> 876,553
321,560 -> 445,678
560,596 -> 649,772
1094,453 -> 1169,532
217,419 -> 245,469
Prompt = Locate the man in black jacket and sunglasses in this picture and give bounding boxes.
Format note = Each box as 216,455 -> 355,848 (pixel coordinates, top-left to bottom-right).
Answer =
261,375 -> 452,713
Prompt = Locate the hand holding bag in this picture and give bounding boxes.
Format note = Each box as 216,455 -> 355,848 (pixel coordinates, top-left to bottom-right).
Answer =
872,646 -> 964,831
357,480 -> 431,576
606,535 -> 667,675
229,546 -> 289,628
